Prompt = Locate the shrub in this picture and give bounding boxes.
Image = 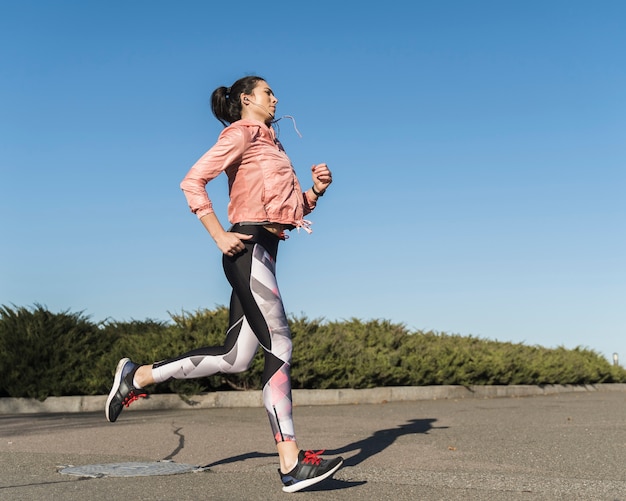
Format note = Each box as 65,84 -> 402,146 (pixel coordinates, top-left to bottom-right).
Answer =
1,304 -> 625,399
0,304 -> 106,399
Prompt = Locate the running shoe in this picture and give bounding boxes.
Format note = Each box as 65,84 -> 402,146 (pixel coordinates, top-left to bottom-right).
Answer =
105,358 -> 148,422
279,449 -> 343,493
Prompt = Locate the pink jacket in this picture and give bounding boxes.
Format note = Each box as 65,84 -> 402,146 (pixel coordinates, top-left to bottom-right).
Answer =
180,119 -> 317,229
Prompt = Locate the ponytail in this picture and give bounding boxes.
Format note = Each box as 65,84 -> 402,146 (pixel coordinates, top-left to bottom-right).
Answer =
211,75 -> 265,127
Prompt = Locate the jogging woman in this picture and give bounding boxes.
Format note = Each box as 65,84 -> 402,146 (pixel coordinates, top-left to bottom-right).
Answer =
105,75 -> 343,493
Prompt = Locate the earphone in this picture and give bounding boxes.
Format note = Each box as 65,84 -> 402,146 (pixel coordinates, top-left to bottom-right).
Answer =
243,97 -> 274,119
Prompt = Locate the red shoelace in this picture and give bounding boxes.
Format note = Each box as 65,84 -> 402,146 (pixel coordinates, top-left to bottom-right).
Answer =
302,450 -> 325,465
122,390 -> 147,408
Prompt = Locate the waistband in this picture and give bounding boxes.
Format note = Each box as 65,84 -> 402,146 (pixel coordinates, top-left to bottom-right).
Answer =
230,223 -> 281,256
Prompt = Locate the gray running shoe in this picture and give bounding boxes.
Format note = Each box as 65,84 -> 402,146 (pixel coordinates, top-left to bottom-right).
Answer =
105,358 -> 147,422
279,449 -> 343,493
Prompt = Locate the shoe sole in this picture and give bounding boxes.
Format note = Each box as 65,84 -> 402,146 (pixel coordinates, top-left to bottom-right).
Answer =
282,458 -> 343,493
105,358 -> 130,422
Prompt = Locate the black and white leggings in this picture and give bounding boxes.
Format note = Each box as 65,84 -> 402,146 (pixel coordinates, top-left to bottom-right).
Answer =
151,224 -> 295,443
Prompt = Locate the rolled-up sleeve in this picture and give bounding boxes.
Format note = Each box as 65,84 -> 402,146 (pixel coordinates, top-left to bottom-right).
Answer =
302,190 -> 317,215
180,127 -> 247,219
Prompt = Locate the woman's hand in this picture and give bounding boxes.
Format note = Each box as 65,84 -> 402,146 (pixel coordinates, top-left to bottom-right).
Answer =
200,212 -> 252,256
215,231 -> 253,256
311,163 -> 333,195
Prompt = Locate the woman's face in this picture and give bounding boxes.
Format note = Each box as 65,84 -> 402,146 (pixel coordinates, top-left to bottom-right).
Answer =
241,80 -> 278,123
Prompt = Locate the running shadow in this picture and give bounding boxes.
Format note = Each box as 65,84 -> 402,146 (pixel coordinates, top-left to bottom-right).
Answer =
301,418 -> 444,492
323,418 -> 444,467
195,419 -> 441,470
194,418 -> 443,492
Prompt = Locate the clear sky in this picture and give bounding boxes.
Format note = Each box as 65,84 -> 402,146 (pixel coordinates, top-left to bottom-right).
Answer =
1,1 -> 624,363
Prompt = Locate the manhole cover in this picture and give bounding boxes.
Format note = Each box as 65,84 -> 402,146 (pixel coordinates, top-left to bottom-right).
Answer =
59,461 -> 206,478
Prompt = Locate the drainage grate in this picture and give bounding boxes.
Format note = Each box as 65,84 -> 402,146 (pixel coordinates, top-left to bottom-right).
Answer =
59,461 -> 207,478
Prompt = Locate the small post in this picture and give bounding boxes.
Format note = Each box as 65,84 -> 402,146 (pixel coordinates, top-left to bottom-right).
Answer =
613,353 -> 619,366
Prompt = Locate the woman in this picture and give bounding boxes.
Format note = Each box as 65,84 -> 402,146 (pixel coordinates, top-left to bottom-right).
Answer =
105,76 -> 343,493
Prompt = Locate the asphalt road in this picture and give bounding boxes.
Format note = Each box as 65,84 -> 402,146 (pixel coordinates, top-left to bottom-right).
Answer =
1,391 -> 625,500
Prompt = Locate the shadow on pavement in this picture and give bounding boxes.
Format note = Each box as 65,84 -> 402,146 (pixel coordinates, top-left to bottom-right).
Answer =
194,418 -> 442,470
325,418 -> 443,467
192,418 -> 442,493
300,418 -> 443,492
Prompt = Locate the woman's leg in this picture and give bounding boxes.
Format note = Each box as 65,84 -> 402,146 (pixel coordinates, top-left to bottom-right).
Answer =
220,229 -> 297,451
146,291 -> 259,383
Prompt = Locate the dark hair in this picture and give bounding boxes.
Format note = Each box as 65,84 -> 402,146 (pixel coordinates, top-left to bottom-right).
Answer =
211,75 -> 265,127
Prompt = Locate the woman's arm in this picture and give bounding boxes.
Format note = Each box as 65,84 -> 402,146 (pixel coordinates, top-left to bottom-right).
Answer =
180,127 -> 246,219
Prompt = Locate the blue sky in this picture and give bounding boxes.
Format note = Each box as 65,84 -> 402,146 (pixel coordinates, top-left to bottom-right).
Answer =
1,1 -> 624,363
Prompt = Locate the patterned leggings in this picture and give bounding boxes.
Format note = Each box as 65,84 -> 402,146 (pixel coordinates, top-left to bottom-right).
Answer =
151,224 -> 295,443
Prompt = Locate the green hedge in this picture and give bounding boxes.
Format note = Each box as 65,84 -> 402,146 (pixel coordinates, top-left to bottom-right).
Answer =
1,304 -> 624,399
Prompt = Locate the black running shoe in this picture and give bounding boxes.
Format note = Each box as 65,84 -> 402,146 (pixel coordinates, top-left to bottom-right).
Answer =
105,358 -> 147,422
279,449 -> 343,493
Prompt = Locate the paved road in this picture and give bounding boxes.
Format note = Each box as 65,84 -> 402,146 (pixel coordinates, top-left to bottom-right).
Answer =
1,391 -> 625,500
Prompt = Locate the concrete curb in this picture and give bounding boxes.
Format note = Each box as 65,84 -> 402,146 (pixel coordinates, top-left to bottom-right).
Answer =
2,383 -> 625,415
